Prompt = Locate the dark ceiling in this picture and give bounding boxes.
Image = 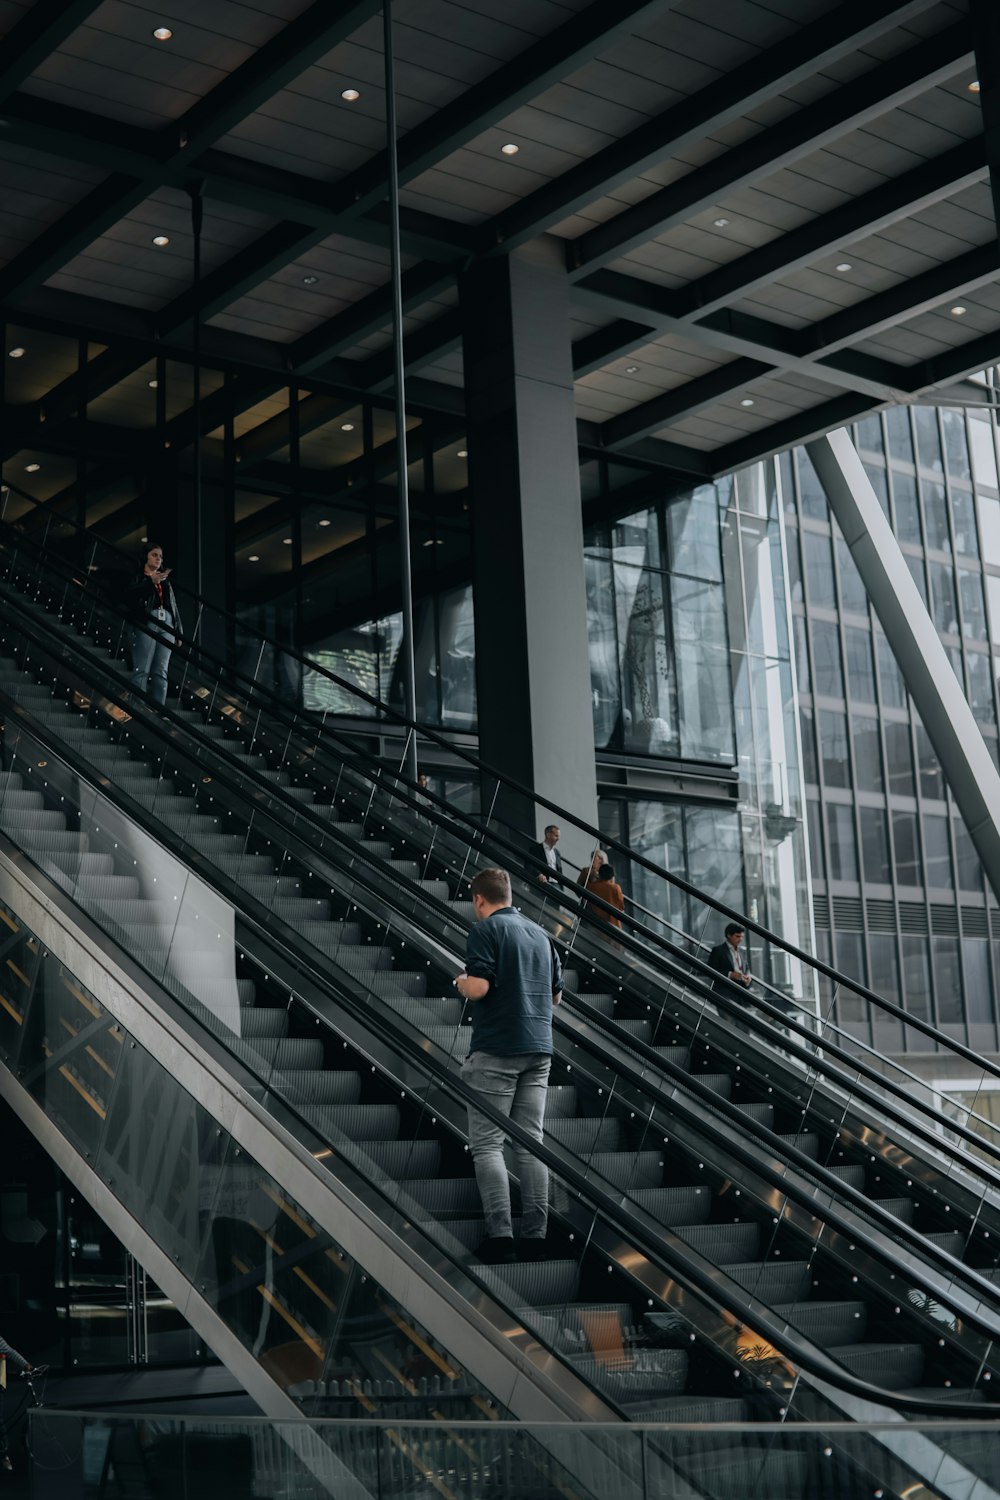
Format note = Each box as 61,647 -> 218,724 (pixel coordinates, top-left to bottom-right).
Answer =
0,0 -> 997,506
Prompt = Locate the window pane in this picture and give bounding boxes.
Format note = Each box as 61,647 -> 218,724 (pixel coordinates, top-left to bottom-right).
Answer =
673,576 -> 734,762
439,585 -> 477,729
793,616 -> 810,694
892,809 -> 921,886
616,564 -> 677,755
933,936 -> 962,1022
886,406 -> 914,467
968,652 -> 996,727
953,817 -> 983,892
855,414 -> 883,454
914,405 -> 944,475
923,813 -> 953,890
978,494 -> 1000,561
797,449 -> 829,520
786,526 -> 803,602
891,471 -> 922,545
852,715 -> 883,792
929,561 -> 958,634
800,707 -> 818,784
812,619 -> 844,698
586,552 -> 620,749
901,936 -> 932,1021
914,723 -> 944,801
869,934 -> 900,1005
906,554 -> 928,607
861,810 -> 891,883
826,803 -> 858,881
963,940 -> 992,1023
970,414 -> 999,490
952,489 -> 979,558
876,633 -> 906,708
843,626 -> 875,703
836,538 -> 867,614
959,568 -> 987,641
803,530 -> 836,608
863,461 -> 890,517
884,721 -> 916,798
922,482 -> 951,554
941,408 -> 971,483
819,710 -> 850,787
666,487 -> 722,581
807,798 -> 825,880
779,450 -> 796,515
988,575 -> 1000,643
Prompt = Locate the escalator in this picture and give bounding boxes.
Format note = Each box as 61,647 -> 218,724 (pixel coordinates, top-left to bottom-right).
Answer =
1,506 -> 1000,1497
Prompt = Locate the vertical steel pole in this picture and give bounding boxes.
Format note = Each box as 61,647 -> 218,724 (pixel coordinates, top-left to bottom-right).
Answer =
188,180 -> 205,609
383,0 -> 419,783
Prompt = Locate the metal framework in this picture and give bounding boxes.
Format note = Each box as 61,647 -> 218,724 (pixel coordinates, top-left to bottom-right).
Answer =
0,0 -> 996,505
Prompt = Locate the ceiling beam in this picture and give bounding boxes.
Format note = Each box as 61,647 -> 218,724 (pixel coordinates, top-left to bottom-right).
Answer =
0,0 -> 103,106
477,0 -> 945,254
289,264 -> 455,374
332,0 -> 674,221
971,0 -> 1000,238
572,319 -> 656,377
602,358 -> 773,449
0,0 -> 384,302
569,22 -> 974,274
710,393 -> 880,476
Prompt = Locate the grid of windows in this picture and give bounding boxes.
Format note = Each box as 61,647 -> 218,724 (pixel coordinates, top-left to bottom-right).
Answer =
782,400 -> 1000,1042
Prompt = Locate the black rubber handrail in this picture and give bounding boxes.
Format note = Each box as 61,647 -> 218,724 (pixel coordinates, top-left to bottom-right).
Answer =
8,499 -> 1000,1121
4,610 -> 1000,1382
8,562 -> 1000,1207
6,481 -> 999,1093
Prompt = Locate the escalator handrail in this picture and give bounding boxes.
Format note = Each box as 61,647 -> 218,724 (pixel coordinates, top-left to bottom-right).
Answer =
7,574 -> 1000,1208
1,484 -> 974,1055
4,656 -> 1000,1384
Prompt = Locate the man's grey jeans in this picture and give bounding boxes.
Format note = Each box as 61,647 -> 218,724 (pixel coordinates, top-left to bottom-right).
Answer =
461,1050 -> 550,1240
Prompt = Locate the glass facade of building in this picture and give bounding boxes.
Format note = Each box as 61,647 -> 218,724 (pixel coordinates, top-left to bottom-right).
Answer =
783,399 -> 1000,1046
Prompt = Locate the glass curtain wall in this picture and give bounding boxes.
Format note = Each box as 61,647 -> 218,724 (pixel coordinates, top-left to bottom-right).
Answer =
783,402 -> 1000,1050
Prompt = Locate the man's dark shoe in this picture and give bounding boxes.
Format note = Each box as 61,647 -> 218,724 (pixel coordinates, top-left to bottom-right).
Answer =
517,1238 -> 549,1262
475,1236 -> 516,1264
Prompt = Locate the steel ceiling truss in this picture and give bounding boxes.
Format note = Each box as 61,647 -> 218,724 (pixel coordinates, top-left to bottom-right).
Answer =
0,0 -> 996,480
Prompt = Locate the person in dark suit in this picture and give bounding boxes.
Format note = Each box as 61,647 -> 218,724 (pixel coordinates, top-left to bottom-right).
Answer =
707,922 -> 753,999
536,824 -> 568,938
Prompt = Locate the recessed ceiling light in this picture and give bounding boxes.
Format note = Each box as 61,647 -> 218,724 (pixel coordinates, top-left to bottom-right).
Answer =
457,449 -> 468,458
969,80 -> 981,93
248,555 -> 260,562
625,365 -> 639,374
341,422 -> 354,431
341,88 -> 361,102
713,217 -> 730,228
318,518 -> 331,526
836,262 -> 852,272
282,537 -> 293,545
500,142 -> 519,156
302,274 -> 319,286
7,347 -> 25,359
152,234 -> 170,246
152,26 -> 173,41
25,462 -> 40,472
740,398 -> 754,408
951,305 -> 968,316
148,378 -> 158,389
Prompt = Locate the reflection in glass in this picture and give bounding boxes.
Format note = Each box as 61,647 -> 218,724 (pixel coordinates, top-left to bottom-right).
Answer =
951,489 -> 979,558
803,531 -> 836,608
836,538 -> 867,614
875,632 -> 906,708
852,715 -> 883,792
811,620 -> 843,698
914,723 -> 944,801
843,627 -> 875,704
959,568 -> 987,641
854,413 -> 883,454
923,814 -> 953,890
941,408 -> 971,482
967,651 -> 995,726
914,405 -> 944,474
886,406 -> 914,467
970,413 -> 999,490
869,933 -> 900,1005
892,810 -> 921,887
796,449 -> 828,520
963,939 -> 992,1022
807,798 -> 825,879
901,936 -> 933,1020
891,470 -> 921,545
933,936 -> 962,1021
819,710 -> 849,787
861,810 -> 891,884
953,817 -> 984,892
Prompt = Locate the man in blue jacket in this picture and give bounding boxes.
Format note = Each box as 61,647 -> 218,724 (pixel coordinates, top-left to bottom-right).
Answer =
455,867 -> 562,1264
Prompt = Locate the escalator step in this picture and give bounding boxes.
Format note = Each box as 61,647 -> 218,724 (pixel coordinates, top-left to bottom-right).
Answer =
314,1104 -> 401,1141
722,1260 -> 811,1301
478,1259 -> 579,1305
591,1150 -> 662,1188
828,1342 -> 925,1389
733,1102 -> 774,1127
404,1179 -> 481,1214
4,811 -> 70,830
272,1070 -> 361,1106
236,1009 -> 288,1039
652,1045 -> 691,1069
925,1231 -> 965,1256
547,1117 -> 624,1153
674,1447 -> 809,1497
543,1085 -> 578,1119
0,791 -> 45,809
382,996 -> 464,1028
424,1024 -> 471,1060
631,1186 -> 711,1226
866,1198 -> 915,1225
616,1019 -> 652,1042
773,1300 -> 868,1345
343,1139 -> 441,1178
777,1132 -> 819,1158
694,1072 -> 732,1098
630,1396 -> 749,1422
579,993 -> 614,1015
565,1349 -> 688,1401
678,1222 -> 759,1261
75,876 -> 142,901
829,1164 -> 866,1189
367,972 -> 427,999
231,1038 -> 324,1070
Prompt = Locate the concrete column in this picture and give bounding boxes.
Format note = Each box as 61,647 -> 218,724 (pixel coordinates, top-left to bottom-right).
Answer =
807,427 -> 1000,904
461,240 -> 598,863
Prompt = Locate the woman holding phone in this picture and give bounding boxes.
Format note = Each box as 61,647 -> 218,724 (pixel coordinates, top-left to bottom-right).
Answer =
127,542 -> 184,704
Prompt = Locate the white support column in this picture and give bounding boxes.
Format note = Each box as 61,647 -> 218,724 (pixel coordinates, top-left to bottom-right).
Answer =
807,426 -> 1000,904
